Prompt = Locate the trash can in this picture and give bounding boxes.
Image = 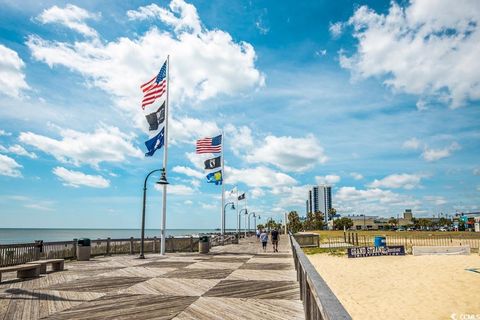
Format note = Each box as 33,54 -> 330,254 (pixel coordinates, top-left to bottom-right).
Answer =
77,238 -> 91,261
374,236 -> 386,247
199,236 -> 210,254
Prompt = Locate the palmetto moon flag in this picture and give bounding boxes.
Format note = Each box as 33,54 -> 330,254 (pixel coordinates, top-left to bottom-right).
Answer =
145,102 -> 165,131
206,170 -> 223,185
204,156 -> 221,170
144,127 -> 164,157
238,193 -> 245,201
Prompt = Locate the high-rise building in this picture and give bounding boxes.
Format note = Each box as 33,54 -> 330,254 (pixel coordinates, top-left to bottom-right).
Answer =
308,190 -> 313,213
312,186 -> 320,213
307,185 -> 332,223
305,200 -> 309,216
318,185 -> 332,224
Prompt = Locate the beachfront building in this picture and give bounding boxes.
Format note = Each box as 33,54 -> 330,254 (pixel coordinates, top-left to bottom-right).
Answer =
306,185 -> 333,228
330,209 -> 415,230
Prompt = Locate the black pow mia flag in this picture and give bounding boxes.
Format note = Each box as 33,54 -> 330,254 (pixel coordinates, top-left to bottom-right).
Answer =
204,156 -> 221,170
238,193 -> 245,201
145,102 -> 165,131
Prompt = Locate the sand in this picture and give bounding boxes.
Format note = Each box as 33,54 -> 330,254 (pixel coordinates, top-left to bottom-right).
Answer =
308,253 -> 480,320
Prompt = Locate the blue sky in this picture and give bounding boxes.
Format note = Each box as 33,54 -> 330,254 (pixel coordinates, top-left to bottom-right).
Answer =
0,0 -> 479,229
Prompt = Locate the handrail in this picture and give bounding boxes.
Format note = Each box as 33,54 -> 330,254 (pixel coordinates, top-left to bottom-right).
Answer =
289,232 -> 352,320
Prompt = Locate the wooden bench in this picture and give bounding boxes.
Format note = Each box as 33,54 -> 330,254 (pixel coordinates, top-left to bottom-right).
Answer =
26,259 -> 65,274
0,264 -> 41,283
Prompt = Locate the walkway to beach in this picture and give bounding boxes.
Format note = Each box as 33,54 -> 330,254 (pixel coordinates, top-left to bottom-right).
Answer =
0,236 -> 304,320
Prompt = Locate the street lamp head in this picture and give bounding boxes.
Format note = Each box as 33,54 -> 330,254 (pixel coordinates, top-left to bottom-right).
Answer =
156,168 -> 169,185
231,203 -> 235,210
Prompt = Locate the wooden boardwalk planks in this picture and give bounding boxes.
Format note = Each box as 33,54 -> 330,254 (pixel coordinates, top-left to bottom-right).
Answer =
0,236 -> 304,320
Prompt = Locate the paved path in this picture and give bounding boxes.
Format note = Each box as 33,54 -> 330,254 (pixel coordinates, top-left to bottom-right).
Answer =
0,236 -> 304,320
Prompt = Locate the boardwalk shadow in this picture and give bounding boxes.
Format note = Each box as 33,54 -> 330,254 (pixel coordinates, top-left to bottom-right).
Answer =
1,288 -> 86,302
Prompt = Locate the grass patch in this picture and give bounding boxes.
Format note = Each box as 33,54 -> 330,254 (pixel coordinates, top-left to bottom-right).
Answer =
303,247 -> 347,256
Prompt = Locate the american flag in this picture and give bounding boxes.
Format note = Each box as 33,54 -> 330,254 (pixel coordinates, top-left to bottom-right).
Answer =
196,135 -> 222,154
140,61 -> 167,109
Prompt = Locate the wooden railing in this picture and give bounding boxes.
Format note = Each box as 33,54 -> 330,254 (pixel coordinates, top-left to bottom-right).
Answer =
294,232 -> 480,252
0,236 -> 201,267
289,233 -> 352,320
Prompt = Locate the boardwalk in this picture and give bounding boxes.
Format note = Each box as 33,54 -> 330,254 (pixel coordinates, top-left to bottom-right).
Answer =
0,236 -> 304,320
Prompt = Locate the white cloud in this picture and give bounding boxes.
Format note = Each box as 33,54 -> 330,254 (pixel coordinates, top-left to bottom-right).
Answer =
0,130 -> 11,136
271,185 -> 310,209
201,202 -> 216,210
28,0 -> 264,122
335,186 -> 420,216
250,188 -> 266,199
170,116 -> 220,145
19,126 -> 143,168
315,174 -> 341,185
474,168 -> 480,176
184,200 -> 193,205
350,172 -> 363,180
226,166 -> 297,188
225,124 -> 254,156
52,166 -> 110,188
0,154 -> 22,177
315,49 -> 327,56
155,183 -> 196,195
127,1 -> 201,34
7,145 -> 37,159
403,137 -> 422,150
329,22 -> 343,38
340,1 -> 480,108
245,134 -> 327,172
37,4 -> 100,38
369,173 -> 426,190
422,142 -> 460,162
0,44 -> 29,98
424,196 -> 447,206
172,165 -> 204,179
185,151 -> 214,170
24,203 -> 54,212
255,20 -> 270,35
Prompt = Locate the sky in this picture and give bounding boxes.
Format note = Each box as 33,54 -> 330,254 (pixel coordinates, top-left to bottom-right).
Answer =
0,0 -> 479,229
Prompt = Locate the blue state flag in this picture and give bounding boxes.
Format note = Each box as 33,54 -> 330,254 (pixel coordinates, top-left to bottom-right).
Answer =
206,170 -> 223,185
144,127 -> 164,157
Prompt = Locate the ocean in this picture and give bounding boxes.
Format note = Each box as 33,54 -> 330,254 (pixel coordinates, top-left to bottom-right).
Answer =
0,228 -> 228,244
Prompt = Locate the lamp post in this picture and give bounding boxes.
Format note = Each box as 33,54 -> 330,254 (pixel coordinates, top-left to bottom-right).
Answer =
140,168 -> 168,259
224,202 -> 235,233
248,212 -> 256,232
239,208 -> 247,238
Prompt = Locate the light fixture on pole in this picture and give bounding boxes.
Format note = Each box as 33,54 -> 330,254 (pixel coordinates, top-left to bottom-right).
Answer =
140,168 -> 163,259
238,208 -> 247,238
248,212 -> 256,232
223,202 -> 235,235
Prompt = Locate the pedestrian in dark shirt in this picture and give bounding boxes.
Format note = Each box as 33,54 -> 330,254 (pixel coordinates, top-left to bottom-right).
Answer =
271,229 -> 279,252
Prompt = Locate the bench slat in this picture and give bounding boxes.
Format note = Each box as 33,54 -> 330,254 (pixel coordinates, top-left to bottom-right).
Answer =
0,264 -> 41,272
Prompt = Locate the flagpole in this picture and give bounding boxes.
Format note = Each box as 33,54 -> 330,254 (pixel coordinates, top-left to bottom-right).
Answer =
236,187 -> 239,234
221,129 -> 225,237
160,55 -> 170,256
244,195 -> 247,238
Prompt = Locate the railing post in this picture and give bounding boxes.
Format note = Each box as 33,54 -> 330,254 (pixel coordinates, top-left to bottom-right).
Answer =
129,237 -> 134,254
106,238 -> 111,256
355,233 -> 359,246
153,236 -> 157,253
190,236 -> 194,252
73,238 -> 77,259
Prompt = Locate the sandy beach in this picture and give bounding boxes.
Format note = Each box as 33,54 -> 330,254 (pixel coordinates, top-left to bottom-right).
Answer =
308,253 -> 480,320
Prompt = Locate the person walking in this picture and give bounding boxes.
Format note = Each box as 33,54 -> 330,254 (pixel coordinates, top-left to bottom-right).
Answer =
256,228 -> 260,240
260,229 -> 268,252
271,228 -> 279,253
